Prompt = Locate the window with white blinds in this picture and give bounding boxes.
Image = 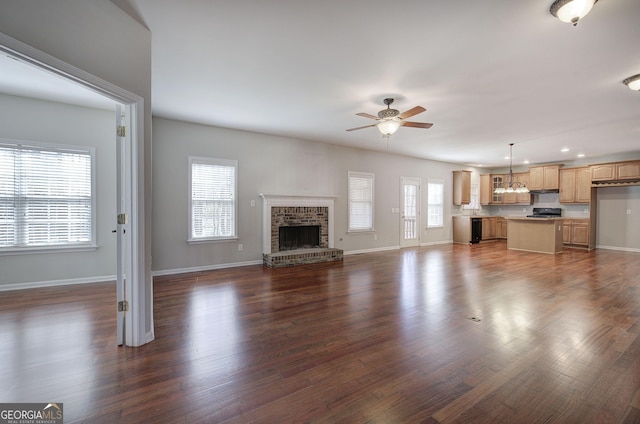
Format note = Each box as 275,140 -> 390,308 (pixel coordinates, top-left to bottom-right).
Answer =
189,157 -> 237,241
348,171 -> 374,232
427,179 -> 444,228
0,141 -> 94,250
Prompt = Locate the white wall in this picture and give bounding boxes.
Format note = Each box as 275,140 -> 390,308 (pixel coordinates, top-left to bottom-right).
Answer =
0,94 -> 116,286
152,117 -> 467,274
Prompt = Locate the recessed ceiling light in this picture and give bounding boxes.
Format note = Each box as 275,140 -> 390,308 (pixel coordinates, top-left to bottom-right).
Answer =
523,160 -> 530,164
577,153 -> 585,158
561,147 -> 570,152
504,156 -> 510,160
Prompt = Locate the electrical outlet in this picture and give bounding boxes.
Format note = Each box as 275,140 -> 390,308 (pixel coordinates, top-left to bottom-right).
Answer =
238,244 -> 243,251
522,208 -> 526,212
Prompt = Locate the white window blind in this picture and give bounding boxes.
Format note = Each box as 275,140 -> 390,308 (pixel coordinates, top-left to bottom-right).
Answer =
189,157 -> 237,241
348,171 -> 374,231
427,179 -> 444,228
0,141 -> 94,250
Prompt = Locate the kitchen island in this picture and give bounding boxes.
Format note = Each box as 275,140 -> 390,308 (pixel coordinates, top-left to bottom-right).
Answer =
506,217 -> 563,254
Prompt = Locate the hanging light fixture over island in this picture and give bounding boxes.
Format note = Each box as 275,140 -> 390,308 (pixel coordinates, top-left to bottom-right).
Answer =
494,143 -> 530,194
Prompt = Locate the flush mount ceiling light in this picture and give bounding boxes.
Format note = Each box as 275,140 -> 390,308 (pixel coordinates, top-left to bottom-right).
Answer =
550,0 -> 597,26
623,74 -> 640,91
494,143 -> 530,194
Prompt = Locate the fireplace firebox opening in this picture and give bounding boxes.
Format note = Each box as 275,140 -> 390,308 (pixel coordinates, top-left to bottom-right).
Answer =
279,225 -> 320,251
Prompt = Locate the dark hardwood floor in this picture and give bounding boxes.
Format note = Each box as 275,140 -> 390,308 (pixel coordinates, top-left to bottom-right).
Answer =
2,242 -> 640,423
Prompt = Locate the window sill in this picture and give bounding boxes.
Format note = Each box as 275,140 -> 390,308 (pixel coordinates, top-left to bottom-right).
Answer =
188,237 -> 239,245
347,229 -> 375,234
427,225 -> 444,229
0,244 -> 98,256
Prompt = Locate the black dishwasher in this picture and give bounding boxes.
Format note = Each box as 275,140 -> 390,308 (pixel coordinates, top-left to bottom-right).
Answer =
471,218 -> 482,244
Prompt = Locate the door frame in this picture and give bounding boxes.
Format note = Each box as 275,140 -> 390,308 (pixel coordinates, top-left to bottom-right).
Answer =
0,32 -> 148,347
400,177 -> 421,248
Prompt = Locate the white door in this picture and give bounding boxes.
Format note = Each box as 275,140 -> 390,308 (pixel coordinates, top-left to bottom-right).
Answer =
400,177 -> 421,248
115,104 -> 132,346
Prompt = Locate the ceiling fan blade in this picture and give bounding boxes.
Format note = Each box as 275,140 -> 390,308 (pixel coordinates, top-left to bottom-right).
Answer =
356,112 -> 380,120
346,124 -> 377,132
398,106 -> 426,120
400,121 -> 433,129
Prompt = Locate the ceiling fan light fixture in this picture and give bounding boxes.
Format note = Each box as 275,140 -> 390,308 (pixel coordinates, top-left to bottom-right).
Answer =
550,0 -> 596,26
377,119 -> 401,137
623,74 -> 640,91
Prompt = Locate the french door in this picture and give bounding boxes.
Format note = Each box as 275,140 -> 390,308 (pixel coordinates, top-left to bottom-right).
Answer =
400,177 -> 421,248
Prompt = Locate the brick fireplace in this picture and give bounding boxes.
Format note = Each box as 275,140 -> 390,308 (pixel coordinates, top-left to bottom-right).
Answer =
260,194 -> 343,267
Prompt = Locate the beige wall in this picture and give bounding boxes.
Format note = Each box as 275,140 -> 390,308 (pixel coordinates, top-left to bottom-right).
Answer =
151,117 -> 469,274
596,186 -> 640,251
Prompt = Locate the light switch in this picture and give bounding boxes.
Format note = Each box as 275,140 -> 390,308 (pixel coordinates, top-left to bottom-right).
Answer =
628,209 -> 632,215
250,200 -> 256,207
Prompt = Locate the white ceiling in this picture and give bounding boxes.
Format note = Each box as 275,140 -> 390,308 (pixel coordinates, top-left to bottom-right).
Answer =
3,0 -> 639,167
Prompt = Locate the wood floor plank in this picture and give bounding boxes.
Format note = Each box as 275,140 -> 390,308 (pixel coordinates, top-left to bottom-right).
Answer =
2,243 -> 640,422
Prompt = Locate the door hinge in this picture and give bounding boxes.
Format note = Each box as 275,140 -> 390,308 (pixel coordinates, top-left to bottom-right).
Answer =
117,213 -> 128,225
116,125 -> 126,137
118,300 -> 129,312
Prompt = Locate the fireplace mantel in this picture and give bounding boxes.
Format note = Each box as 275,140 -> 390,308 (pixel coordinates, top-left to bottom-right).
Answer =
259,194 -> 338,255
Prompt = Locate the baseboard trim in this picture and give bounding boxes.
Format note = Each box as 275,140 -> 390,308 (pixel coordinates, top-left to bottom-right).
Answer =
0,275 -> 115,292
151,260 -> 263,277
595,245 -> 640,253
344,246 -> 400,256
421,240 -> 454,247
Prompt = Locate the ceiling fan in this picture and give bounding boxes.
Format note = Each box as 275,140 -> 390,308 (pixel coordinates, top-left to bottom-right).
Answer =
346,98 -> 433,137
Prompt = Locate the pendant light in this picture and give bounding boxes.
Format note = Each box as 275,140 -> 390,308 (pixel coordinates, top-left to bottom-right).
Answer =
494,144 -> 529,194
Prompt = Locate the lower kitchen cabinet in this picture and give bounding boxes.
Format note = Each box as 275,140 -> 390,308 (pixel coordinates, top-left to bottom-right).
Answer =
562,219 -> 590,248
482,217 -> 496,240
495,217 -> 507,239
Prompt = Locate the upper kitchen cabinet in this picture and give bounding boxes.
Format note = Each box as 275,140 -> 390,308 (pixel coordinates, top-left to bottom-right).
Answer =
559,167 -> 591,203
480,174 -> 491,205
452,170 -> 471,205
528,165 -> 561,191
591,160 -> 640,182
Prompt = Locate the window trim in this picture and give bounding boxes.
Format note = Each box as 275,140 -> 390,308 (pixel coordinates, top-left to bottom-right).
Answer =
188,156 -> 238,243
348,171 -> 375,233
0,139 -> 97,255
427,178 -> 445,229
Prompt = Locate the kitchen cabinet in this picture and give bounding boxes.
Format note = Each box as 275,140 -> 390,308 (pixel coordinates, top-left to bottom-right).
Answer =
529,165 -> 561,191
491,175 -> 504,204
591,160 -> 640,182
590,163 -> 615,181
516,173 -> 533,204
452,170 -> 471,205
496,217 -> 507,239
616,161 -> 640,180
482,217 -> 496,240
480,174 -> 491,205
562,219 -> 590,247
559,167 -> 591,203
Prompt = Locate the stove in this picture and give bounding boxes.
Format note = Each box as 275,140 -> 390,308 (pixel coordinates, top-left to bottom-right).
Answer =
526,207 -> 562,218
